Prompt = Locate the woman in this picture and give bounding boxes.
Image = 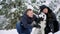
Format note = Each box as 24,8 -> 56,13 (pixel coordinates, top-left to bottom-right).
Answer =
40,5 -> 59,34
16,9 -> 40,34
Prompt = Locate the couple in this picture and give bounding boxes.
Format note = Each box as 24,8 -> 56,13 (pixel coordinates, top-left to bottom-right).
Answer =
16,5 -> 59,34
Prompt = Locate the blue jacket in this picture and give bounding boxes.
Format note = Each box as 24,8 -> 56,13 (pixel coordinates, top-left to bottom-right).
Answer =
16,14 -> 37,34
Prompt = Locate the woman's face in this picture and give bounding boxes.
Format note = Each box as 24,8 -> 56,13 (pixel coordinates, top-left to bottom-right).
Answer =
43,8 -> 48,14
27,10 -> 33,18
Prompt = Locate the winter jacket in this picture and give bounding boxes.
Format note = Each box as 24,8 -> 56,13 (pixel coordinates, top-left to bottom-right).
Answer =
16,14 -> 39,34
40,5 -> 59,34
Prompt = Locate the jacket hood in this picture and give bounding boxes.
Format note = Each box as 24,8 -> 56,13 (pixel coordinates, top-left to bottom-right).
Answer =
39,5 -> 52,13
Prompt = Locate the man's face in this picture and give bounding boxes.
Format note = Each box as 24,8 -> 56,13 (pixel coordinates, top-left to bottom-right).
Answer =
27,10 -> 33,18
43,8 -> 48,14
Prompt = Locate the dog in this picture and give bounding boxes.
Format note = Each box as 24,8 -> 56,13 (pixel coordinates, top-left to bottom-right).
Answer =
31,12 -> 46,34
39,12 -> 46,34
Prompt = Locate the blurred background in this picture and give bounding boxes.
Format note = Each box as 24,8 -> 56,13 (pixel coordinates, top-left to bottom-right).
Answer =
0,0 -> 60,30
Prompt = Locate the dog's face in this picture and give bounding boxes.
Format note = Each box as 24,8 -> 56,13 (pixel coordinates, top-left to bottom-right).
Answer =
31,12 -> 46,34
39,12 -> 46,21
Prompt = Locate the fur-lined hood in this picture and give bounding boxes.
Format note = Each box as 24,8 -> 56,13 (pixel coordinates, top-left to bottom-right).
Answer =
40,5 -> 52,13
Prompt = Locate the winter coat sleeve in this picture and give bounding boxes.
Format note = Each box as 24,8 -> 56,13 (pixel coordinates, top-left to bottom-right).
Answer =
21,16 -> 32,29
51,12 -> 59,32
51,13 -> 57,21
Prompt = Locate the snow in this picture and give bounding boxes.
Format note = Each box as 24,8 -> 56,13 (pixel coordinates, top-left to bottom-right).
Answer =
53,5 -> 60,13
0,0 -> 2,2
0,29 -> 60,34
0,29 -> 18,34
12,0 -> 15,2
0,5 -> 2,9
11,8 -> 17,12
49,31 -> 60,34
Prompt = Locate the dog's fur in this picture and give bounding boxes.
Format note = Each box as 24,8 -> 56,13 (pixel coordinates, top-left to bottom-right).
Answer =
31,12 -> 46,34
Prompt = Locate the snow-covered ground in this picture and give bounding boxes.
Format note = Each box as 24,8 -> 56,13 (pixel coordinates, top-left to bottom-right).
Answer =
0,29 -> 60,34
49,31 -> 60,34
0,29 -> 18,34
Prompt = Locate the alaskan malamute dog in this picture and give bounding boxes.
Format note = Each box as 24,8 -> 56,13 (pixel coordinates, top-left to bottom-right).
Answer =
31,12 -> 46,34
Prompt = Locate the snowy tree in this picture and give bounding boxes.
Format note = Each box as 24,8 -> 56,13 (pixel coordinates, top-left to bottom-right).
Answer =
0,0 -> 60,30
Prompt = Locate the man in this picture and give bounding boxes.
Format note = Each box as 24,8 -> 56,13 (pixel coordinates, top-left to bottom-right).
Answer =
16,9 -> 40,34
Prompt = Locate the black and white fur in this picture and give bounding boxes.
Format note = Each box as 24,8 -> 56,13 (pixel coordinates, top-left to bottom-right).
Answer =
31,12 -> 46,34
